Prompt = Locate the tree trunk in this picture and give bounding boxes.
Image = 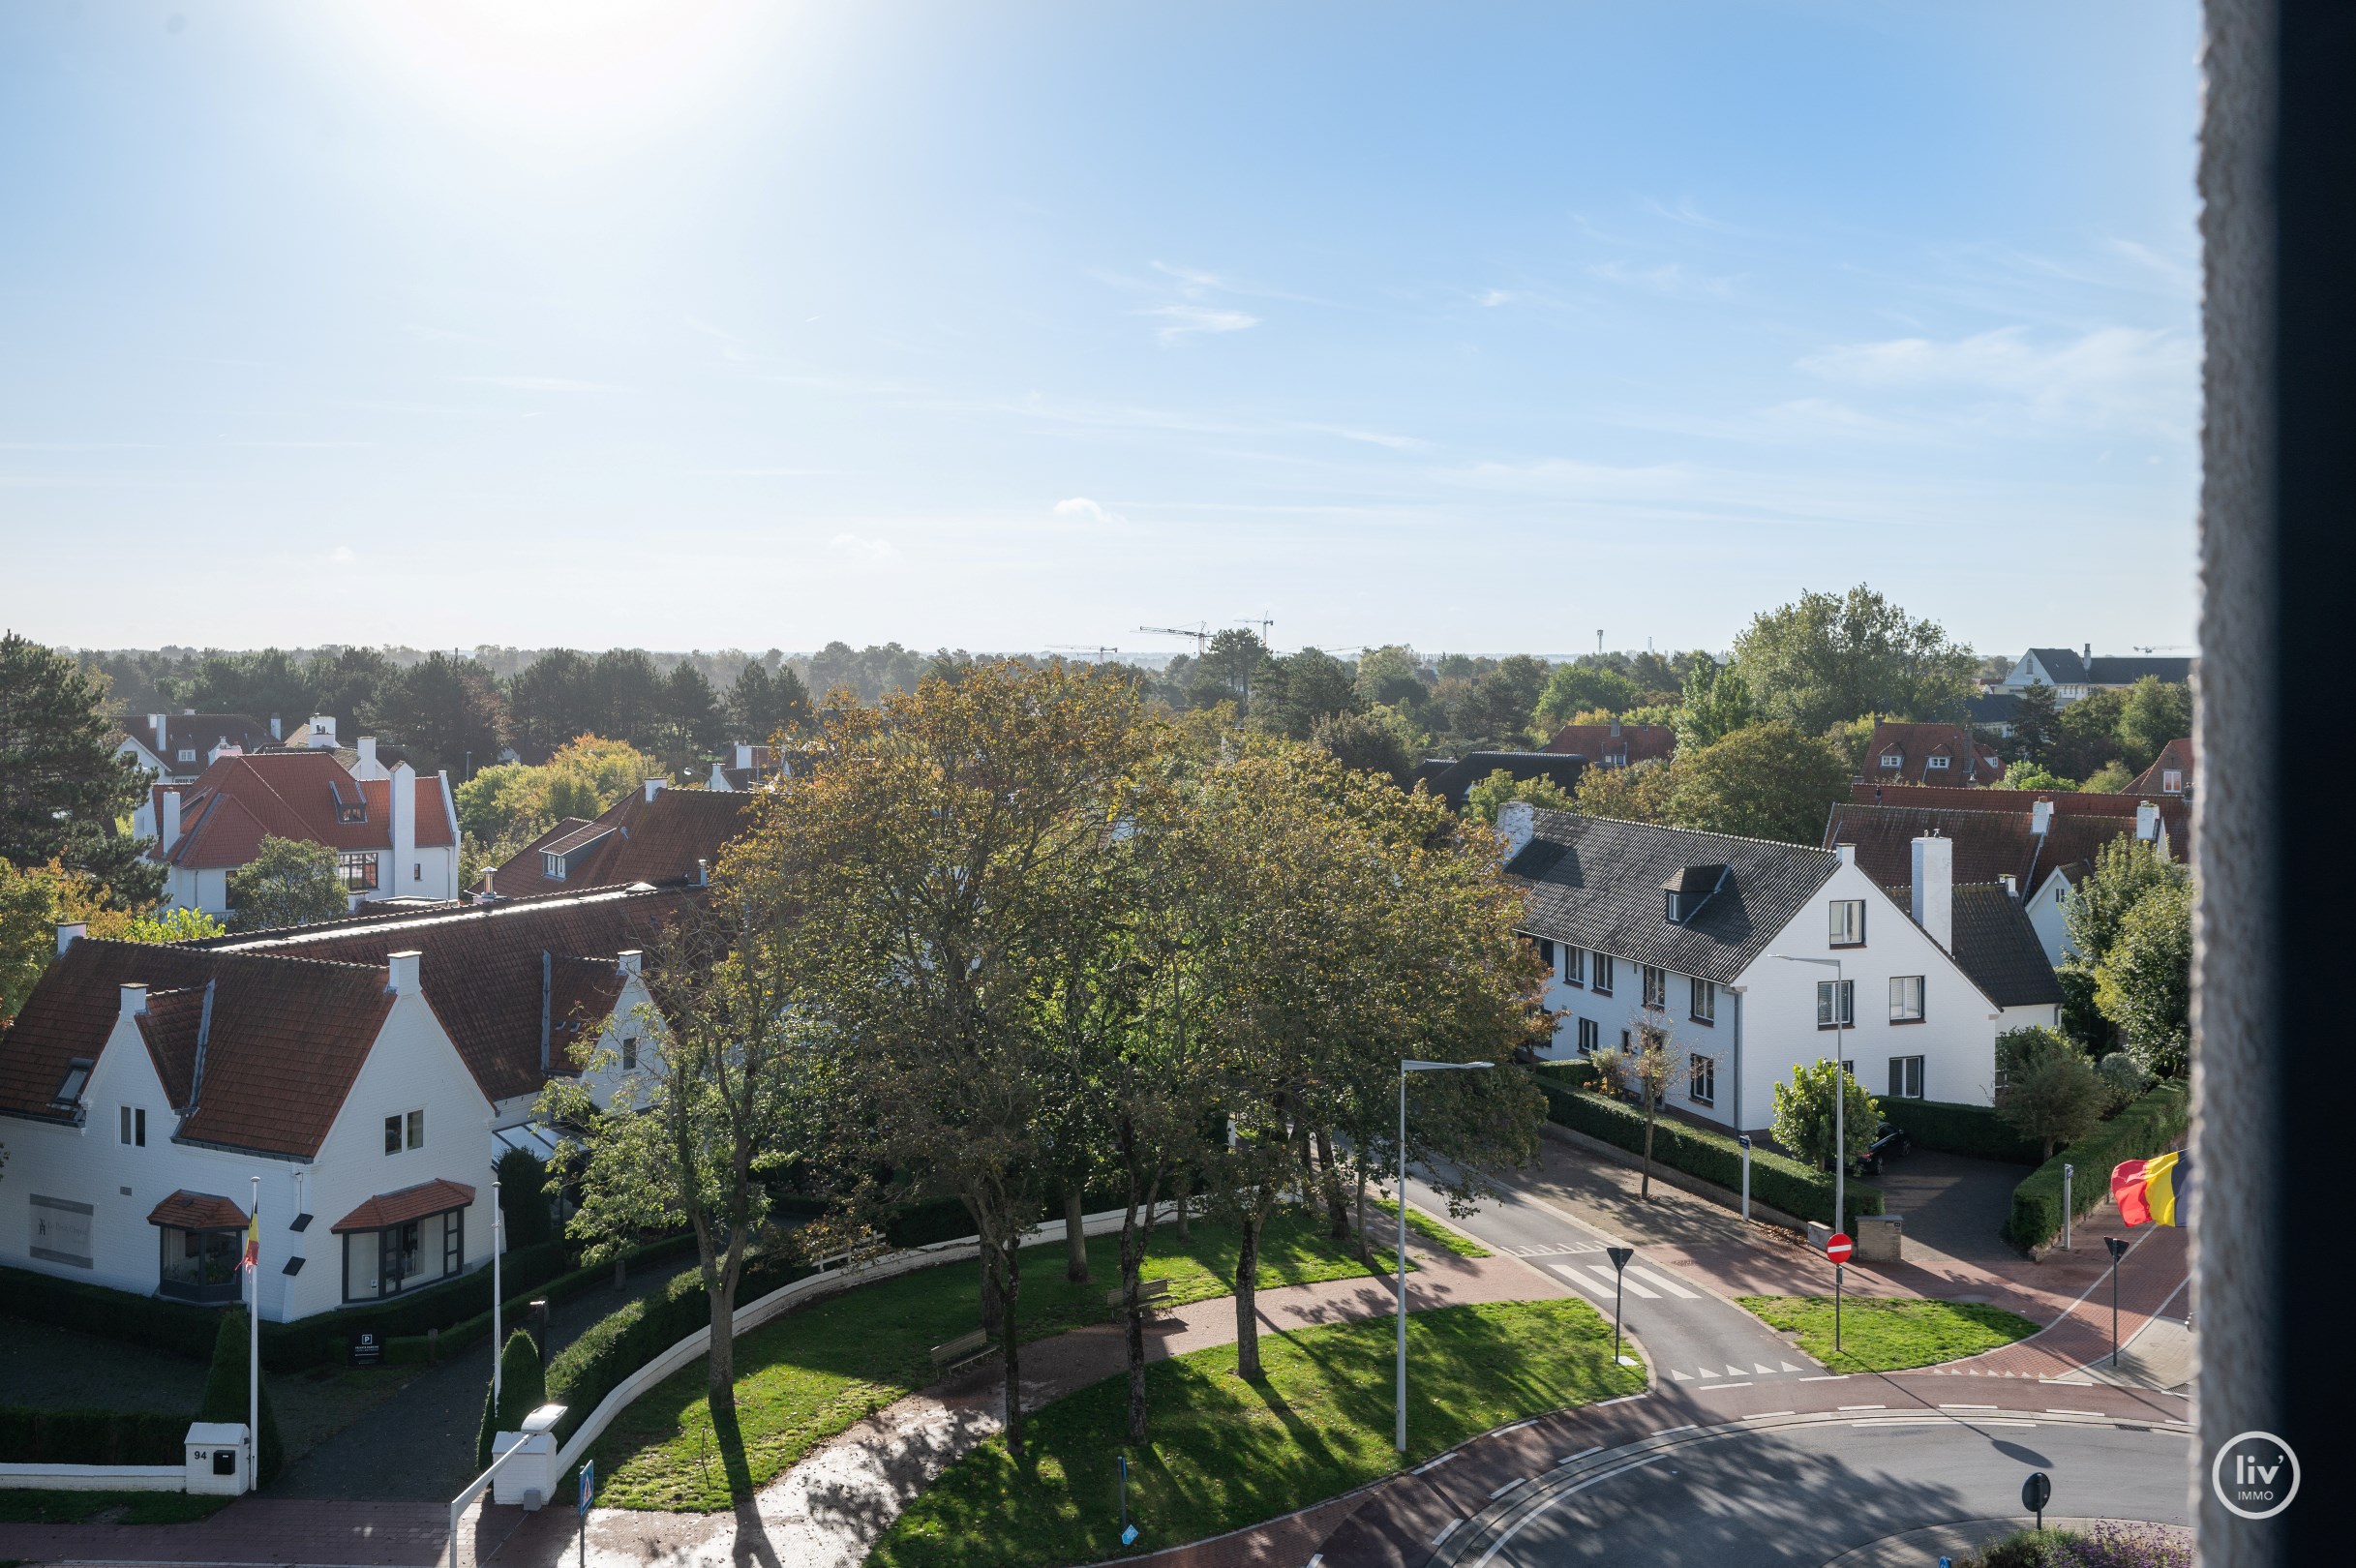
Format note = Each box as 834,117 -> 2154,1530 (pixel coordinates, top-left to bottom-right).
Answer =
1063,1185 -> 1091,1283
1316,1129 -> 1351,1241
1172,1167 -> 1192,1241
1641,1102 -> 1656,1200
1233,1206 -> 1265,1380
1354,1166 -> 1371,1264
997,1236 -> 1025,1459
980,1251 -> 1004,1336
701,1226 -> 754,1499
1119,1171 -> 1162,1446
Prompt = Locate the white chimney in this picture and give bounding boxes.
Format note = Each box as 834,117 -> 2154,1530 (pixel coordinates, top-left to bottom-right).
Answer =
2136,800 -> 2160,842
696,857 -> 710,887
56,921 -> 86,955
269,713 -> 283,740
734,743 -> 753,769
1494,799 -> 1536,862
1834,842 -> 1857,865
386,950 -> 421,994
644,777 -> 666,803
2030,799 -> 2054,836
159,789 -> 183,852
147,713 -> 168,751
618,950 -> 643,977
120,982 -> 149,1018
1911,833 -> 1954,952
308,714 -> 337,749
390,762 -> 417,895
357,736 -> 378,771
1999,873 -> 2018,898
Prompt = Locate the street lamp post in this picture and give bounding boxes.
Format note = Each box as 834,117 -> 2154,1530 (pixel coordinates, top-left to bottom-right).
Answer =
1396,1059 -> 1494,1455
1767,954 -> 1849,1229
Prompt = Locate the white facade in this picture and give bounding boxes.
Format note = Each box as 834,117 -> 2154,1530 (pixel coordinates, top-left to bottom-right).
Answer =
1531,847 -> 2046,1128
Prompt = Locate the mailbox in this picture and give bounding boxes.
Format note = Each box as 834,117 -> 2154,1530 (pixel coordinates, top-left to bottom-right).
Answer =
490,1403 -> 568,1510
184,1422 -> 249,1495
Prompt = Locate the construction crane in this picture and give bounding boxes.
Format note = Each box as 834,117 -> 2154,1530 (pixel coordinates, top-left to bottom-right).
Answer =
1047,645 -> 1123,662
2131,645 -> 2193,654
1236,617 -> 1274,644
1136,622 -> 1210,655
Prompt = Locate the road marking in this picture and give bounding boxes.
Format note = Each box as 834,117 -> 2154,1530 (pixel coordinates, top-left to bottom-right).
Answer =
1706,1380 -> 1753,1389
2047,1408 -> 2107,1416
1941,1403 -> 1999,1410
1656,1424 -> 1698,1435
1472,1455 -> 1667,1566
1489,1478 -> 1527,1499
1752,1363 -> 1779,1375
1693,1366 -> 1722,1379
1434,1518 -> 1463,1547
1850,1418 -> 1946,1427
1497,1418 -> 1537,1433
1800,1373 -> 1845,1382
1546,1262 -> 1608,1298
1669,1369 -> 1692,1381
1626,1265 -> 1701,1299
1744,1410 -> 1796,1420
1779,1361 -> 1807,1372
1413,1453 -> 1458,1474
1590,1264 -> 1659,1297
1837,1404 -> 1887,1411
1556,1445 -> 1603,1464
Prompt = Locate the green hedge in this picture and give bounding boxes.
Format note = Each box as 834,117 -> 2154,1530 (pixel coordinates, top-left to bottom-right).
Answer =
2003,1084 -> 2190,1251
0,1268 -> 224,1360
0,1407 -> 188,1465
545,1250 -> 818,1445
1881,1099 -> 2043,1164
380,1233 -> 701,1366
1537,1082 -> 1882,1227
1532,1058 -> 1601,1092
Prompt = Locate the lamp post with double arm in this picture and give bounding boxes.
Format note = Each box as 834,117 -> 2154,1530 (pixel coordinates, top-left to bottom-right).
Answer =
1397,1059 -> 1494,1454
1767,954 -> 1848,1229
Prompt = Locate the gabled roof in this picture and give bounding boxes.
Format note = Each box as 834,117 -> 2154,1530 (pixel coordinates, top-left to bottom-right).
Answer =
333,1178 -> 477,1234
1407,752 -> 1587,812
490,787 -> 754,899
1863,723 -> 2007,786
1948,884 -> 2066,1009
123,714 -> 279,770
2025,648 -> 2091,683
1505,810 -> 1841,985
2084,655 -> 2193,685
2127,738 -> 2195,796
1827,796 -> 2176,903
209,886 -> 694,1103
1966,692 -> 2020,726
148,1191 -> 249,1230
0,940 -> 397,1161
152,751 -> 456,869
1541,723 -> 1676,766
1842,781 -> 2190,869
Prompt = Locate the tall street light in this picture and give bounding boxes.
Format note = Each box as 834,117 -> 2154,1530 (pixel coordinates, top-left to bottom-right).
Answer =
1397,1058 -> 1494,1454
1767,954 -> 1848,1230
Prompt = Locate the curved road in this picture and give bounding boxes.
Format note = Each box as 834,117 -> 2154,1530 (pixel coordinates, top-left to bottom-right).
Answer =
1446,1416 -> 2190,1568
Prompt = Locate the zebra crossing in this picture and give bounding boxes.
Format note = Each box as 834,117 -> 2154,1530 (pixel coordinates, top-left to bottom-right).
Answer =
1539,1254 -> 1812,1385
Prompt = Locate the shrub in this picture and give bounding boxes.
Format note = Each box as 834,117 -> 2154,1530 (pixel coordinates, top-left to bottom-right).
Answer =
1535,1081 -> 1882,1227
2002,1084 -> 2190,1251
497,1148 -> 557,1250
0,1266 -> 224,1360
1531,1058 -> 1600,1092
1877,1099 -> 2041,1163
196,1308 -> 286,1486
0,1407 -> 187,1465
475,1328 -> 548,1470
2095,1052 -> 2150,1112
380,1232 -> 699,1364
258,1238 -> 577,1370
1995,1027 -> 2107,1161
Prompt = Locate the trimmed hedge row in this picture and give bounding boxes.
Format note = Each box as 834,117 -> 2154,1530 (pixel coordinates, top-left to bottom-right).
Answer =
381,1233 -> 702,1366
0,1407 -> 188,1465
1881,1099 -> 2044,1164
1531,1058 -> 1601,1092
2003,1084 -> 2190,1251
1537,1081 -> 1883,1227
0,1268 -> 222,1360
545,1249 -> 819,1445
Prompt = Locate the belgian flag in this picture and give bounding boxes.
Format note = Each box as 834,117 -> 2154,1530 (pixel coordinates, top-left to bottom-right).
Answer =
2111,1150 -> 2191,1227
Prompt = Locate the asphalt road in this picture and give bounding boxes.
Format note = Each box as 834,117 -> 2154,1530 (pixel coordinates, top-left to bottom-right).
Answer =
1406,1168 -> 1819,1390
1458,1417 -> 2192,1568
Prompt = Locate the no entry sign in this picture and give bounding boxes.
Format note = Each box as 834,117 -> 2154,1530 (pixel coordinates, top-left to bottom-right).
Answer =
1826,1231 -> 1854,1265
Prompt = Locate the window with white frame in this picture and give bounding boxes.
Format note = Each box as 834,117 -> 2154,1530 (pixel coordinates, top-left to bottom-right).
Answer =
176,748 -> 196,764
339,853 -> 378,892
1642,965 -> 1666,1009
119,1105 -> 145,1146
1591,953 -> 1616,995
1576,1017 -> 1599,1055
620,1036 -> 638,1070
1888,1055 -> 1925,1099
1879,751 -> 1902,769
1926,754 -> 1950,770
1888,975 -> 1925,1022
1828,900 -> 1865,947
1688,1052 -> 1716,1105
1816,979 -> 1855,1028
1689,977 -> 1716,1025
2162,769 -> 2184,793
1563,946 -> 1586,987
384,1109 -> 424,1154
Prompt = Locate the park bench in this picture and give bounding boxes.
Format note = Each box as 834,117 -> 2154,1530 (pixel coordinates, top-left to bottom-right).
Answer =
1103,1277 -> 1173,1312
929,1327 -> 997,1376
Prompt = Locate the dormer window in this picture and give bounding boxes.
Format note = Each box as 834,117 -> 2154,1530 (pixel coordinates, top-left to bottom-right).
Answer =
1879,751 -> 1902,769
330,778 -> 367,824
2162,769 -> 2184,793
543,852 -> 567,881
176,748 -> 197,764
1926,754 -> 1950,769
50,1058 -> 94,1111
1659,864 -> 1726,924
1665,890 -> 1683,921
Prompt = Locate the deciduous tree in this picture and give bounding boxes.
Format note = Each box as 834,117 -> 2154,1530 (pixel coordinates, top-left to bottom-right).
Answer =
1732,587 -> 1976,733
2094,880 -> 2192,1077
1768,1059 -> 1879,1176
227,836 -> 348,930
1669,722 -> 1850,845
1994,1026 -> 2106,1159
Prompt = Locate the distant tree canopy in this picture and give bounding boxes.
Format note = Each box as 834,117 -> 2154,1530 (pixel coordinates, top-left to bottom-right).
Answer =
1463,768 -> 1577,826
1250,648 -> 1362,739
455,736 -> 667,846
1532,664 -> 1641,729
1732,586 -> 1977,734
725,659 -> 812,745
368,652 -> 507,774
0,633 -> 160,902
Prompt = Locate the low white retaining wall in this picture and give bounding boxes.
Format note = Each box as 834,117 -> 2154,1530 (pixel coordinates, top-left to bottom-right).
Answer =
551,1205 -> 1147,1478
0,1462 -> 184,1493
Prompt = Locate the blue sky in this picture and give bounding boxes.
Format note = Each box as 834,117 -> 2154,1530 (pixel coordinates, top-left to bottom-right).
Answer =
0,2 -> 2201,660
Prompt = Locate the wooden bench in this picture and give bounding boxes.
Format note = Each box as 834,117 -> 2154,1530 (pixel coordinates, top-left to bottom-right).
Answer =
1103,1277 -> 1173,1312
929,1328 -> 997,1376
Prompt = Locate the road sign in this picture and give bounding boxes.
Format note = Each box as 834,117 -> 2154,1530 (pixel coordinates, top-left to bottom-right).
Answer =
1825,1232 -> 1854,1265
579,1459 -> 594,1516
2022,1469 -> 2051,1527
1606,1246 -> 1633,1271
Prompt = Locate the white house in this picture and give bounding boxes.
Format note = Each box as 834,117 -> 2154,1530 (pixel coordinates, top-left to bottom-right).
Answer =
0,887 -> 691,1320
1992,647 -> 2194,705
708,743 -> 789,792
132,747 -> 463,918
115,713 -> 283,784
1500,804 -> 2063,1131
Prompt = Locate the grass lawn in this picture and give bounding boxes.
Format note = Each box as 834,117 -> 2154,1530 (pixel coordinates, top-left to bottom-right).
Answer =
1375,1200 -> 1493,1258
589,1211 -> 1410,1511
0,1491 -> 234,1525
1737,1295 -> 2040,1372
872,1299 -> 1645,1568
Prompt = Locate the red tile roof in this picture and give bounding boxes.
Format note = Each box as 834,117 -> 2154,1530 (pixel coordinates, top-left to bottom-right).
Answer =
1849,781 -> 2190,861
211,887 -> 695,1103
1826,798 -> 2178,900
491,788 -> 752,900
1541,723 -> 1676,766
2127,738 -> 2195,797
332,1178 -> 476,1234
1862,723 -> 2007,786
0,941 -> 397,1160
153,751 -> 456,869
125,714 -> 280,773
148,1190 -> 249,1230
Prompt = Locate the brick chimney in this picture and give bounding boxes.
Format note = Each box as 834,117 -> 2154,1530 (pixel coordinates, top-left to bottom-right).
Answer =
1911,832 -> 1953,952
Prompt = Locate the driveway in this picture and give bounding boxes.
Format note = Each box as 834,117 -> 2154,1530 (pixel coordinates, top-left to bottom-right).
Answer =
1871,1148 -> 2030,1272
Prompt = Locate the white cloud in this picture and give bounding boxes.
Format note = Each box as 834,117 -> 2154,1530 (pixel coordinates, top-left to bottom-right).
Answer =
1138,304 -> 1259,344
829,532 -> 898,564
1798,325 -> 2195,437
330,545 -> 358,564
1052,497 -> 1126,524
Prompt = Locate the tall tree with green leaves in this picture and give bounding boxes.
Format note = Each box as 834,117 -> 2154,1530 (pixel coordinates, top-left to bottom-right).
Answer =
1993,1026 -> 2106,1159
0,632 -> 161,902
2094,879 -> 2192,1077
1191,628 -> 1270,712
1463,768 -> 1577,825
1669,722 -> 1851,845
1675,660 -> 1754,752
227,836 -> 349,930
368,652 -> 507,774
1533,664 -> 1642,730
726,658 -> 812,744
2004,680 -> 2062,767
2115,678 -> 2192,774
1249,648 -> 1361,739
1732,587 -> 1977,733
506,649 -> 601,756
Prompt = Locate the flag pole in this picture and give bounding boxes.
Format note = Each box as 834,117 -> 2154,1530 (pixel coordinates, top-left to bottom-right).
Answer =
249,1173 -> 260,1493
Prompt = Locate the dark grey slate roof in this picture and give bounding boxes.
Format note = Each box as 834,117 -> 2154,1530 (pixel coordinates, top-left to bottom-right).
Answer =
2026,647 -> 2090,683
1505,810 -> 1840,985
2083,656 -> 2193,685
1966,692 -> 2020,726
1947,884 -> 2065,1008
1411,752 -> 1586,810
